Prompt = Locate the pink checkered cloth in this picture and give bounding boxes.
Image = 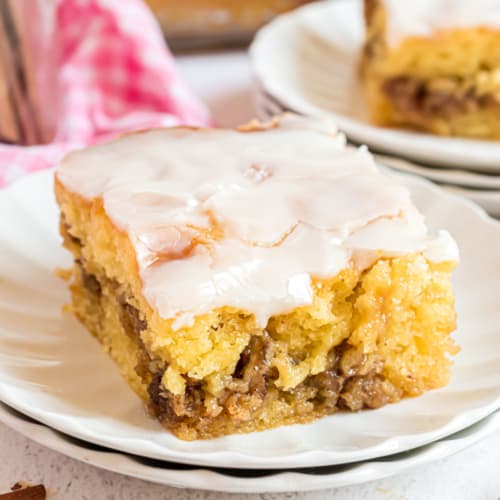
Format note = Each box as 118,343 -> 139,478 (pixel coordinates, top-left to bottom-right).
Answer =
0,0 -> 211,187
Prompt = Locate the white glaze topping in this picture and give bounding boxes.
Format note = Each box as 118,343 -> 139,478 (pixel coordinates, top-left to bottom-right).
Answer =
56,115 -> 458,328
382,0 -> 500,48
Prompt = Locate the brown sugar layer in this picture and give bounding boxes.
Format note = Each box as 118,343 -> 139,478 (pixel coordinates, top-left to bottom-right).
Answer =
381,76 -> 500,134
61,213 -> 457,440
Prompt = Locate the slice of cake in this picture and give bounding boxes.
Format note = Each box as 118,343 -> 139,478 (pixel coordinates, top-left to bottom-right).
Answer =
55,114 -> 459,440
361,0 -> 500,139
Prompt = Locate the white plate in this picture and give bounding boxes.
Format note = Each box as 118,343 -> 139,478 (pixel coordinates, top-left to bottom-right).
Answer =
1,169 -> 500,469
250,0 -> 500,172
375,155 -> 500,190
256,87 -> 500,190
442,185 -> 500,218
253,83 -> 286,121
1,402 -> 499,493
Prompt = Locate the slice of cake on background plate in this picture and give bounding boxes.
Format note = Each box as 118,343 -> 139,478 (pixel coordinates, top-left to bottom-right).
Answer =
55,114 -> 459,440
361,0 -> 500,139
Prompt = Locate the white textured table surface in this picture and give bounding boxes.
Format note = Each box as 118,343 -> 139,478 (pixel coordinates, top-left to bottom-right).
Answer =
1,50 -> 499,500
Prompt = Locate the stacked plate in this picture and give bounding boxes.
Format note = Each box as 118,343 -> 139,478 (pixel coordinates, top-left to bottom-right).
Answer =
1,146 -> 500,493
250,0 -> 500,217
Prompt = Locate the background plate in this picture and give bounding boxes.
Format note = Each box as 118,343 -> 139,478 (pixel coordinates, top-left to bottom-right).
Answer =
375,155 -> 500,190
0,170 -> 500,469
250,0 -> 500,171
441,185 -> 500,218
253,89 -> 500,217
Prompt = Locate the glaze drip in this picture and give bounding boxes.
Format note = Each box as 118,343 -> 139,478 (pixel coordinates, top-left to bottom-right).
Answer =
56,115 -> 458,328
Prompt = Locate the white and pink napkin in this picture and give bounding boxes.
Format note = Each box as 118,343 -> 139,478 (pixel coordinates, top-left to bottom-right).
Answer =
0,0 -> 211,188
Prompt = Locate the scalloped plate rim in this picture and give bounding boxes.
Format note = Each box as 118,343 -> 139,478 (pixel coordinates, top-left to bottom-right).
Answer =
0,169 -> 500,469
1,402 -> 499,493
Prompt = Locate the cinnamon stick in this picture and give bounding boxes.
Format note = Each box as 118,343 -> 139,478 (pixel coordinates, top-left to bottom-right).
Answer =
0,484 -> 46,500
